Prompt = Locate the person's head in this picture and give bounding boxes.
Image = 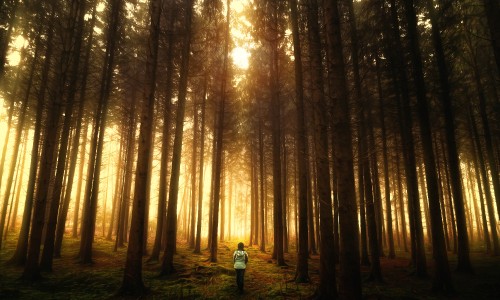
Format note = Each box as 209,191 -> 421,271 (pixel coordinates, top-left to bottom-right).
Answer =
238,242 -> 244,250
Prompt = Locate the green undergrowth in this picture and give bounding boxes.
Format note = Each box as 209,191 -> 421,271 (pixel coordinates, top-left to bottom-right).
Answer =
1,234 -> 500,299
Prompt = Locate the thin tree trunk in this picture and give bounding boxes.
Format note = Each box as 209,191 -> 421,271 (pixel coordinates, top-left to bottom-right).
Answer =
358,136 -> 370,266
259,101 -> 266,253
72,122 -> 88,238
440,136 -> 457,253
194,75 -> 207,254
8,129 -> 28,233
395,150 -> 408,252
291,0 -> 309,283
375,55 -> 395,258
469,108 -> 499,255
189,100 -> 198,248
0,54 -> 32,249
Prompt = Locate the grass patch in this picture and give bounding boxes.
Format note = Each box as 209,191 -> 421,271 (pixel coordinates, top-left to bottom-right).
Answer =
1,234 -> 500,299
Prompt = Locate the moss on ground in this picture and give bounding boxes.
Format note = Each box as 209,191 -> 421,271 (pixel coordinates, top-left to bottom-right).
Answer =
1,235 -> 499,299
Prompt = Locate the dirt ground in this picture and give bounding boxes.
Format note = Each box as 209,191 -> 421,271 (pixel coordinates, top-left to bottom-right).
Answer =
1,236 -> 499,299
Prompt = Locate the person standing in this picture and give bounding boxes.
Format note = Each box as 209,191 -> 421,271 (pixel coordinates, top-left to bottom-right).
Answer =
233,242 -> 249,293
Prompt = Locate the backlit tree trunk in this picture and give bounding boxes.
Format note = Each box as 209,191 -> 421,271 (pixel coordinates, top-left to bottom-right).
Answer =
194,76 -> 207,254
209,0 -> 230,263
160,0 -> 194,275
402,0 -> 454,288
323,0 -> 360,298
79,0 -> 123,264
40,0 -> 88,271
22,7 -> 60,280
292,0 -> 309,283
119,0 -> 161,293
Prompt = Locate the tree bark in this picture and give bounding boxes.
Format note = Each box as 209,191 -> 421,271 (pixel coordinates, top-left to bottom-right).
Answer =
401,0 -> 454,287
323,0 -> 360,297
40,0 -> 88,271
426,0 -> 471,275
189,100 -> 198,248
209,0 -> 230,263
160,0 -> 194,275
55,2 -> 96,256
21,6 -> 61,280
259,101 -> 266,252
268,0 -> 286,266
194,76 -> 207,254
0,32 -> 37,248
291,0 -> 309,283
469,108 -> 499,255
482,0 -> 500,72
375,55 -> 395,258
78,0 -> 122,264
388,0 -> 427,276
119,0 -> 161,293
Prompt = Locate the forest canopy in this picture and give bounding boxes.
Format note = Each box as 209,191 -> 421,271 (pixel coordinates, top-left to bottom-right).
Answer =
0,0 -> 499,298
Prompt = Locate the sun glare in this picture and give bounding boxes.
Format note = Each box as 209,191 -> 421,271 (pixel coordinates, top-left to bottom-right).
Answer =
231,46 -> 250,69
7,35 -> 26,67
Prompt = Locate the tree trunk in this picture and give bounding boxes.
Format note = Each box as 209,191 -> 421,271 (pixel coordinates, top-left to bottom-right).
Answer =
440,136 -> 457,253
194,76 -> 207,254
358,136 -> 370,266
22,7 -> 63,280
119,0 -> 161,293
116,103 -> 137,249
266,0 -> 285,267
149,5 -> 175,261
482,0 -> 500,72
307,147 -> 317,255
375,55 -> 395,258
3,17 -> 43,261
469,108 -> 499,255
259,101 -> 266,253
78,0 -> 122,264
0,0 -> 18,77
402,0 -> 454,288
55,2 -> 96,257
388,0 -> 427,276
323,0 -> 360,297
0,45 -> 34,249
426,0 -> 472,275
209,0 -> 230,263
72,122 -> 88,238
40,0 -> 88,271
189,100 -> 198,248
395,150 -> 408,252
292,0 -> 309,283
8,130 -> 28,234
160,0 -> 193,275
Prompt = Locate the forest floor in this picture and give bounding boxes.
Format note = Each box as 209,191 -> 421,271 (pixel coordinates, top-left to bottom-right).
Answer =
1,235 -> 500,299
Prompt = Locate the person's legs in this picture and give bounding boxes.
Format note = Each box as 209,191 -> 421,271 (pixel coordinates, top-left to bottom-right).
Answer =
240,269 -> 245,291
236,269 -> 244,292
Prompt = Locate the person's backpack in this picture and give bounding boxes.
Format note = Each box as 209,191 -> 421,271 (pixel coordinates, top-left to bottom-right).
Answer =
234,250 -> 248,264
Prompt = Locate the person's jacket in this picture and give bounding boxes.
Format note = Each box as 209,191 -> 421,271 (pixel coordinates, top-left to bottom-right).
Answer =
233,250 -> 248,269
